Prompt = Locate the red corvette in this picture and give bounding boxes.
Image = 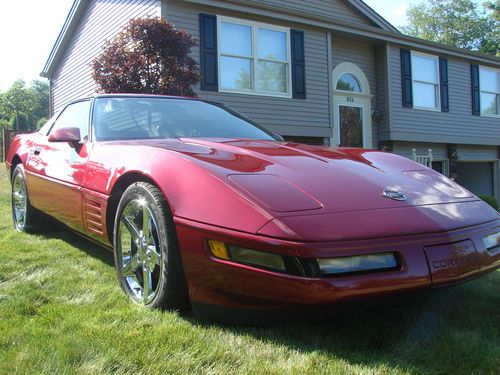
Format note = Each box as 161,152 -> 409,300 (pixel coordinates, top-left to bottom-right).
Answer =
6,94 -> 499,321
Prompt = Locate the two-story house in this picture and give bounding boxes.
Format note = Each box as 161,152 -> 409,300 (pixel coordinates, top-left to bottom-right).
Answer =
41,0 -> 500,200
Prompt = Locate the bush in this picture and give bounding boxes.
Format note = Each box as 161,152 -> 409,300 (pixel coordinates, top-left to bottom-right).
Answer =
91,17 -> 200,96
479,195 -> 499,211
36,117 -> 48,130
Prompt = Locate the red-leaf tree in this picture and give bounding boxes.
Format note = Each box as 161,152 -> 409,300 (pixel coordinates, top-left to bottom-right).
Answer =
91,17 -> 200,96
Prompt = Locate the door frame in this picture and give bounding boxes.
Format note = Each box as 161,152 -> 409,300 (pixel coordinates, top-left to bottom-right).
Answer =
331,62 -> 373,148
335,102 -> 366,148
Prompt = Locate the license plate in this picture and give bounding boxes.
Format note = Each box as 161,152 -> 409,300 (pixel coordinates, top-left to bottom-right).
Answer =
424,240 -> 480,285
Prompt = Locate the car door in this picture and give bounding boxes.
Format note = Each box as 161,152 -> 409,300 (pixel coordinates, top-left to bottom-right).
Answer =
26,99 -> 92,233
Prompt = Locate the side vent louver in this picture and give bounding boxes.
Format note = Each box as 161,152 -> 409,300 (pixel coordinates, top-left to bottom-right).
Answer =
85,199 -> 104,235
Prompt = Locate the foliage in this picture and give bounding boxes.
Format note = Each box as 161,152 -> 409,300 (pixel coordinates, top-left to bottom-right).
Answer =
9,112 -> 29,132
30,80 -> 50,121
92,17 -> 200,96
402,0 -> 499,56
480,195 -> 499,211
0,164 -> 499,373
0,79 -> 49,132
36,117 -> 48,130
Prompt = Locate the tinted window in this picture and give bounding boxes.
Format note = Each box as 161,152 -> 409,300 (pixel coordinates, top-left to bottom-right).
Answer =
92,97 -> 275,141
51,100 -> 91,141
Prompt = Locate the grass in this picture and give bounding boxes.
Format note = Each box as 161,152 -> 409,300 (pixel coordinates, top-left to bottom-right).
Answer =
0,163 -> 499,374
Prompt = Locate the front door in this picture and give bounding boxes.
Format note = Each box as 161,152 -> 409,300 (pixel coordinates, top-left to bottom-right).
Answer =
338,105 -> 363,148
26,100 -> 92,232
331,62 -> 373,148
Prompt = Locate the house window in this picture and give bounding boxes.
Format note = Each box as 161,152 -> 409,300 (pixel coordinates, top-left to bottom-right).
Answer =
480,67 -> 500,116
218,17 -> 291,97
336,73 -> 362,92
411,52 -> 440,110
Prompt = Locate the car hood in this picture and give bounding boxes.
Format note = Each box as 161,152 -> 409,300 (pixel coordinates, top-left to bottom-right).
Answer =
136,138 -> 477,214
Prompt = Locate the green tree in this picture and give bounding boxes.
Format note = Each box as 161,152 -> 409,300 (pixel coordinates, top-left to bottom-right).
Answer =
0,79 -> 49,132
402,0 -> 499,56
9,112 -> 29,132
30,79 -> 50,121
1,80 -> 36,132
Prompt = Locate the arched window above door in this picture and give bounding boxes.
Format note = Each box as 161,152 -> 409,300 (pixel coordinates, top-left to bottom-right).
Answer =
332,62 -> 371,96
336,73 -> 362,92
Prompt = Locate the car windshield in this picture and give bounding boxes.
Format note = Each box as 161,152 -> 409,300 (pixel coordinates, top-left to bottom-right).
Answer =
92,97 -> 276,141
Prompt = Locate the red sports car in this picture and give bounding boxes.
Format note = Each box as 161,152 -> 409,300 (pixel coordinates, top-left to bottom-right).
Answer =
7,94 -> 499,322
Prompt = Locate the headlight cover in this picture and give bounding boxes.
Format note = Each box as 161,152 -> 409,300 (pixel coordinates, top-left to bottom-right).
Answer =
483,232 -> 499,253
317,252 -> 399,275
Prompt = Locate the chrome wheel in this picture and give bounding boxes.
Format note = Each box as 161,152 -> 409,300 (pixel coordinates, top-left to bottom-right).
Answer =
12,172 -> 28,232
117,198 -> 163,304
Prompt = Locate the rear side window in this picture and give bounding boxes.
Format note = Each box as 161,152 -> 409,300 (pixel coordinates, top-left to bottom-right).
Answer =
50,100 -> 91,141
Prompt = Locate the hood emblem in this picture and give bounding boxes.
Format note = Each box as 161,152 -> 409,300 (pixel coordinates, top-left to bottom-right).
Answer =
382,189 -> 407,201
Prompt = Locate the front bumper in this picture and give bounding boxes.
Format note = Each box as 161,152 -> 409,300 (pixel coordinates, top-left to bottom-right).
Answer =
174,217 -> 500,311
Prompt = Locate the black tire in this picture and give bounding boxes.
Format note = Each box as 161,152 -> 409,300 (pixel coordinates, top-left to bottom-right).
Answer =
11,164 -> 45,233
113,182 -> 189,310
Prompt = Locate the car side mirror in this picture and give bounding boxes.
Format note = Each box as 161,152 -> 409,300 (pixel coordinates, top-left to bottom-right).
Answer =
272,132 -> 285,142
48,127 -> 81,147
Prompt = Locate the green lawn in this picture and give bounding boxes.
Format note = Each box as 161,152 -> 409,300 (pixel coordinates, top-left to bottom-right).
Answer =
0,163 -> 499,374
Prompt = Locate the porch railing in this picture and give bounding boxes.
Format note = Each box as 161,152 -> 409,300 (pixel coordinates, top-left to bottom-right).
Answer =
411,148 -> 433,168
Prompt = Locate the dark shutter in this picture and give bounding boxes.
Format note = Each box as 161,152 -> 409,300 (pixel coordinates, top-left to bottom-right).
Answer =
400,49 -> 413,108
439,57 -> 449,112
199,14 -> 218,91
291,30 -> 306,99
471,64 -> 480,116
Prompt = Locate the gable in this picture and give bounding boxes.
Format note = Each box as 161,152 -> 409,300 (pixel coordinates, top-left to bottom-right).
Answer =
182,0 -> 399,31
247,0 -> 378,27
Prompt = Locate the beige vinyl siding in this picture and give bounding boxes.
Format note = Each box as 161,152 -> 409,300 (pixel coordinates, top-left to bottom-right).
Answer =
166,0 -> 331,137
51,0 -> 158,114
388,45 -> 500,146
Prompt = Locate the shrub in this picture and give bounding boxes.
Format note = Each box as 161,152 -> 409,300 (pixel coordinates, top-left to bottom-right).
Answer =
91,17 -> 200,97
479,195 -> 499,211
36,117 -> 48,130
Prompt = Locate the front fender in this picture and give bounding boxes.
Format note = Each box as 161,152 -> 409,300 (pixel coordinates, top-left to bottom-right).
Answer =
85,143 -> 275,235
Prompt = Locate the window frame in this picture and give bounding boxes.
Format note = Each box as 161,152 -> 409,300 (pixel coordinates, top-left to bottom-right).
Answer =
217,16 -> 292,98
479,66 -> 500,118
410,51 -> 440,112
